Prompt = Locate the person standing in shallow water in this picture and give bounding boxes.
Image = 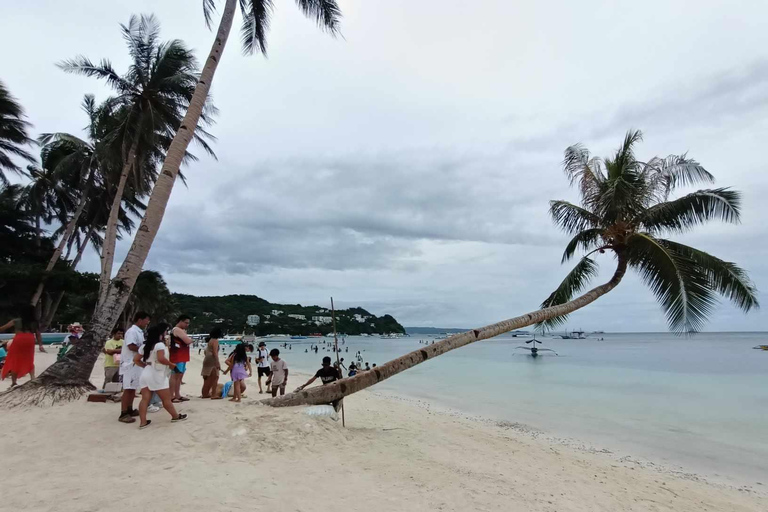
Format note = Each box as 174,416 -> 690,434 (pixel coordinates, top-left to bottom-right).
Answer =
169,315 -> 193,403
0,306 -> 43,387
200,327 -> 223,399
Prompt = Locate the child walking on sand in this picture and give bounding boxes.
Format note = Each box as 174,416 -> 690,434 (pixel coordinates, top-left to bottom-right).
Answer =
225,343 -> 251,402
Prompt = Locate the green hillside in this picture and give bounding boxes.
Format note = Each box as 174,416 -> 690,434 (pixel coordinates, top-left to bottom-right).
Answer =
172,294 -> 405,336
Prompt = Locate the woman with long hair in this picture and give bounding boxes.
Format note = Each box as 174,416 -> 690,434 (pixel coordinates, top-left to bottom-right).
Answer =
136,323 -> 188,429
224,343 -> 251,402
1,305 -> 43,387
200,327 -> 223,399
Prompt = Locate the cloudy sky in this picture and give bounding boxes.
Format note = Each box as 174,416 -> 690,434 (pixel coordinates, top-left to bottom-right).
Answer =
3,1 -> 768,331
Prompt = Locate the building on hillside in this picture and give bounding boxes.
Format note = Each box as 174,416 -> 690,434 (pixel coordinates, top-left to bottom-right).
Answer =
317,309 -> 328,313
312,316 -> 333,325
214,318 -> 226,324
271,310 -> 284,315
246,315 -> 260,326
353,314 -> 369,323
202,312 -> 213,316
288,314 -> 306,320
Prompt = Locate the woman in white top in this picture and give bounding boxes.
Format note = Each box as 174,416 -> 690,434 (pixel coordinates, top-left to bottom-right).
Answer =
135,323 -> 188,429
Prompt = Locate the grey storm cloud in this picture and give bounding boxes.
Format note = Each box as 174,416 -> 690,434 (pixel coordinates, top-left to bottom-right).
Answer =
5,0 -> 768,329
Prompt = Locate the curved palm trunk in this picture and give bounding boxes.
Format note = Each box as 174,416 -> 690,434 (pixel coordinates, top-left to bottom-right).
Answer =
265,256 -> 628,408
0,0 -> 237,407
30,172 -> 93,306
40,225 -> 96,331
97,139 -> 140,308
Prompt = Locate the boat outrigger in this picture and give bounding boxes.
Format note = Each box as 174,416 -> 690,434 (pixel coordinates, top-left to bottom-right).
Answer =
515,336 -> 558,357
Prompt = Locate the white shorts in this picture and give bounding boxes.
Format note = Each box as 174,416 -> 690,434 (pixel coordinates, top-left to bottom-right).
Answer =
120,365 -> 142,391
139,366 -> 170,392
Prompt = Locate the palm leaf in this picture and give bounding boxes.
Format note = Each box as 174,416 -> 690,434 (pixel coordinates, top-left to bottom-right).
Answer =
537,256 -> 599,330
561,228 -> 605,263
660,240 -> 759,312
626,233 -> 716,334
636,188 -> 741,235
549,200 -> 602,235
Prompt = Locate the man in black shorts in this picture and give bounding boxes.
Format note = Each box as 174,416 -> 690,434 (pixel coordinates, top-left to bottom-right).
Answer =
296,356 -> 343,411
255,341 -> 271,393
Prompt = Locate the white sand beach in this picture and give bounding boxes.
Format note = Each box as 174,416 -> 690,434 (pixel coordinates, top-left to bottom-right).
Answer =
1,350 -> 765,512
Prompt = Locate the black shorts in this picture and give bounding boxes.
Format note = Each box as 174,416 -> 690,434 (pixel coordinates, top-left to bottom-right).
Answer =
258,367 -> 271,377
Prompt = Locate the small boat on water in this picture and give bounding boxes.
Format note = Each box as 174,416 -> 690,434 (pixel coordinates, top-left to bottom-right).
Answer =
752,345 -> 768,350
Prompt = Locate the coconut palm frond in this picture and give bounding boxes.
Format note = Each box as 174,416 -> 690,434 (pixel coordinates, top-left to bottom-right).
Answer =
561,228 -> 605,263
549,200 -> 602,235
240,0 -> 274,55
295,0 -> 342,33
537,256 -> 599,330
660,240 -> 759,312
626,233 -> 716,334
636,188 -> 741,235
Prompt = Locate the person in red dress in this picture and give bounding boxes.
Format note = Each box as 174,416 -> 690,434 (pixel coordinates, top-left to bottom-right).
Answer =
1,306 -> 44,387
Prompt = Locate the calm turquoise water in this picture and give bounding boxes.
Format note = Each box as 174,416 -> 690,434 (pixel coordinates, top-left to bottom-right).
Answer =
280,332 -> 768,486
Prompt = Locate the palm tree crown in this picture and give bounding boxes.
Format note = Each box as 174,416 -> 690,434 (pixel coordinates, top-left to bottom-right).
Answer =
541,129 -> 758,333
202,0 -> 341,55
0,80 -> 36,185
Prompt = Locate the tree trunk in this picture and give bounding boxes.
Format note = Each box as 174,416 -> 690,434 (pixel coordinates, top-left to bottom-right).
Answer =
40,226 -> 95,331
30,171 -> 93,306
0,0 -> 237,407
97,138 -> 140,308
265,256 -> 628,408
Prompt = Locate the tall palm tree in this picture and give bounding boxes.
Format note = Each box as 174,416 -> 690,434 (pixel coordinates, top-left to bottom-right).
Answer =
264,130 -> 759,408
29,96 -> 106,307
0,80 -> 35,186
59,14 -> 217,306
1,3 -> 342,406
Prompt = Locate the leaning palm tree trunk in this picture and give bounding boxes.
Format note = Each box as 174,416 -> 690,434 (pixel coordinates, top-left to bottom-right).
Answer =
30,172 -> 93,306
265,256 -> 628,407
0,0 -> 237,407
40,225 -> 96,331
97,139 -> 139,307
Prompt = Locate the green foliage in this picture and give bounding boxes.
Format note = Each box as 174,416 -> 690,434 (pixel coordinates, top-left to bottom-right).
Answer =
539,129 -> 758,333
0,80 -> 35,185
172,294 -> 405,335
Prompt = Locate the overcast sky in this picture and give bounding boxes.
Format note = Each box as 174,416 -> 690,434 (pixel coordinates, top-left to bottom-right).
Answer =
3,1 -> 768,331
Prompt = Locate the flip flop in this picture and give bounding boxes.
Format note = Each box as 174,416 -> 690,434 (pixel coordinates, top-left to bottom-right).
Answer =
171,398 -> 183,403
179,397 -> 190,402
172,414 -> 188,423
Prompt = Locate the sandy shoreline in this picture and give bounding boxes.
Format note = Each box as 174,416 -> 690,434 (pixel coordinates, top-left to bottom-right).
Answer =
1,350 -> 765,512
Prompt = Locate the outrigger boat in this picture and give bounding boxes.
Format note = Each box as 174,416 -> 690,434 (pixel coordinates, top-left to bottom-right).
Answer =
515,335 -> 558,357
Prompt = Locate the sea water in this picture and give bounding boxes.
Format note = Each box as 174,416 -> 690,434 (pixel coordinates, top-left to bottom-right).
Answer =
281,332 -> 768,486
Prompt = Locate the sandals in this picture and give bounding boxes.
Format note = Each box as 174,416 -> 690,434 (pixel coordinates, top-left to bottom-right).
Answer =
139,420 -> 152,429
172,414 -> 188,423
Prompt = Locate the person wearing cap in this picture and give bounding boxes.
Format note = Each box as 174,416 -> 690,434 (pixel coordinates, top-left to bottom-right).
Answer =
255,341 -> 271,394
295,356 -> 343,411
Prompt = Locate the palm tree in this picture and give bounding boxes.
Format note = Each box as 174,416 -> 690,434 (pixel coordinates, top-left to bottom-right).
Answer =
1,2 -> 342,406
29,96 -> 106,307
58,14 -> 217,306
0,80 -> 35,186
264,130 -> 759,408
119,270 -> 178,328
